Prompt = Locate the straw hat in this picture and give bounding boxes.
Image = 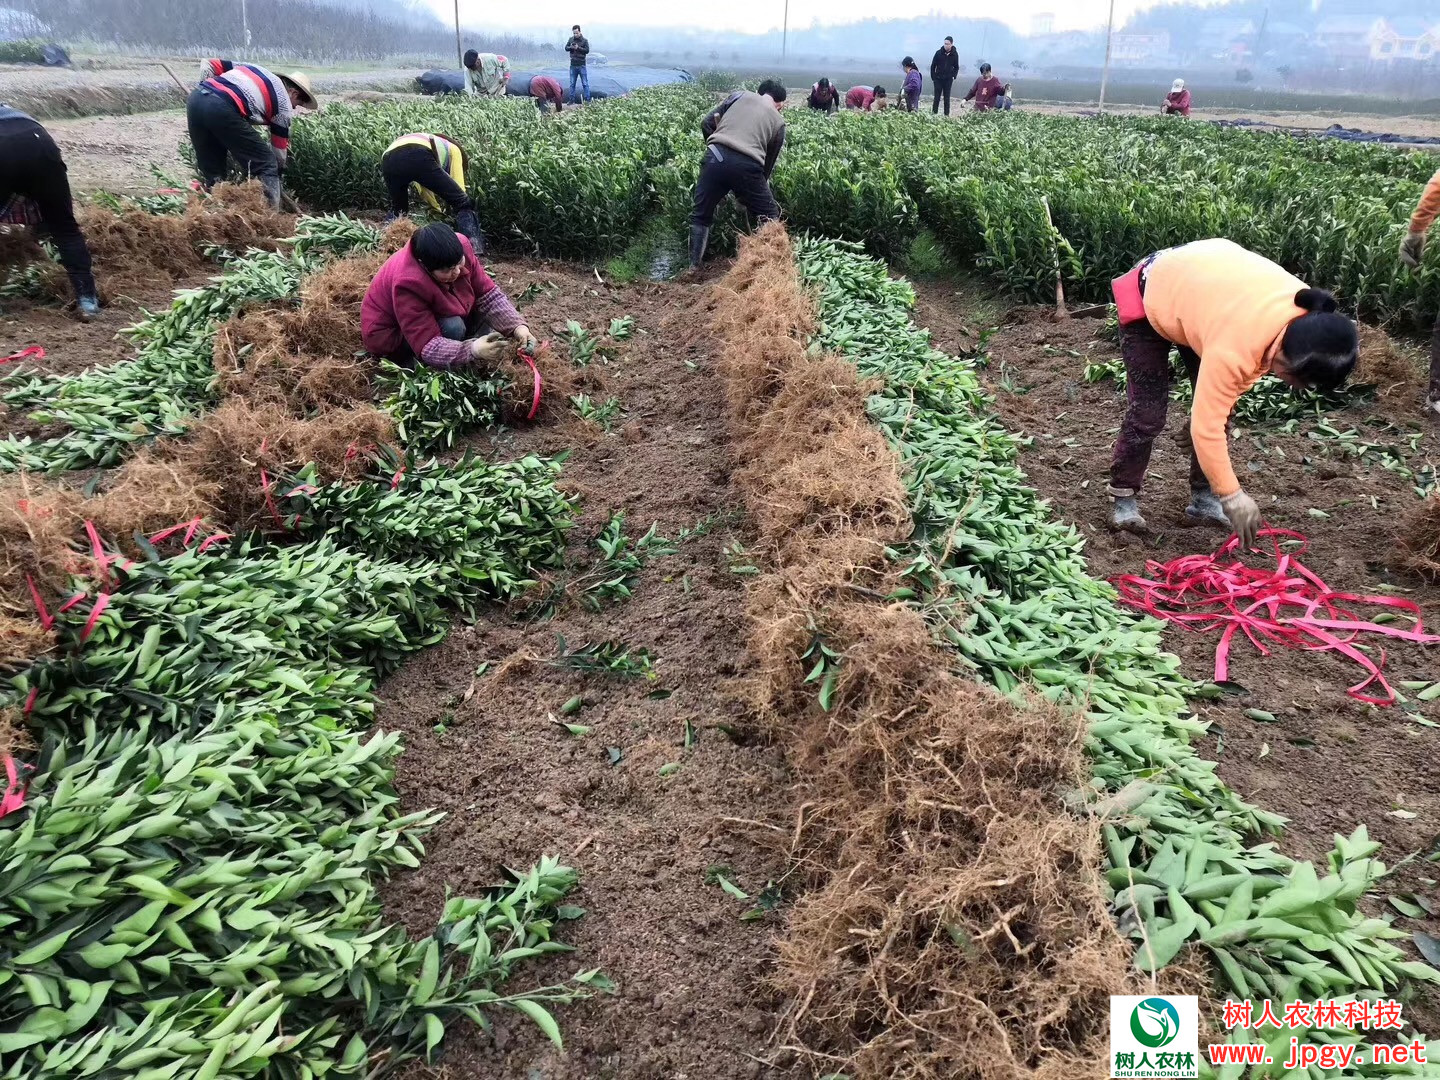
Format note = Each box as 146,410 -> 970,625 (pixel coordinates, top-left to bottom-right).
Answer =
280,71 -> 318,110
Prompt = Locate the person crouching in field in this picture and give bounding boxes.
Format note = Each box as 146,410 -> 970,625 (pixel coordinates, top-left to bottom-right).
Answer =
1107,238 -> 1358,547
1399,167 -> 1440,418
0,105 -> 99,318
687,79 -> 787,271
807,78 -> 840,113
508,74 -> 565,113
1163,79 -> 1191,117
381,133 -> 485,254
361,223 -> 535,369
845,85 -> 888,111
900,58 -> 922,111
187,60 -> 316,209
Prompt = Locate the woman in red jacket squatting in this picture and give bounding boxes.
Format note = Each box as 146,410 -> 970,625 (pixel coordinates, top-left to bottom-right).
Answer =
361,223 -> 536,369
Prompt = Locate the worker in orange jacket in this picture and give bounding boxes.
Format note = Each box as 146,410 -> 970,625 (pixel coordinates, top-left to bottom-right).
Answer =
1108,239 -> 1359,546
1399,168 -> 1440,417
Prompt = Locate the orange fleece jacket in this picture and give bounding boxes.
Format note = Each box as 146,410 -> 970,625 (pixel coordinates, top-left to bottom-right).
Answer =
1411,169 -> 1440,234
1143,238 -> 1305,498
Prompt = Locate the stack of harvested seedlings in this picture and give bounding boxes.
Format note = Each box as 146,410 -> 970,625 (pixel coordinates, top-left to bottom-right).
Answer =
709,224 -> 1133,1079
214,251 -> 389,414
156,399 -> 394,532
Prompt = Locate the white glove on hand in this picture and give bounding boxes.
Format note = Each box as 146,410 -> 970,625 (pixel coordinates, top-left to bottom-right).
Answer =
1220,489 -> 1261,550
470,333 -> 509,364
511,324 -> 538,353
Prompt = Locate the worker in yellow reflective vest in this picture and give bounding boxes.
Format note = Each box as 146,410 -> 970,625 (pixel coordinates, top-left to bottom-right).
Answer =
380,132 -> 485,254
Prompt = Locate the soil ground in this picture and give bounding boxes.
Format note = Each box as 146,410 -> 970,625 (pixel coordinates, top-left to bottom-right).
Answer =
376,259 -> 802,1079
910,276 -> 1440,1034
0,278 -> 209,433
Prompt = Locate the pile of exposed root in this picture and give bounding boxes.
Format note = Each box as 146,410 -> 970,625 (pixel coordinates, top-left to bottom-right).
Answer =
1355,324 -> 1428,402
1398,494 -> 1440,581
706,224 -> 1135,1078
6,183 -> 293,304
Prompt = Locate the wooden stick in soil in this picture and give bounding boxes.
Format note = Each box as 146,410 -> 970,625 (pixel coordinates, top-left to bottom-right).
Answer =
1040,195 -> 1068,319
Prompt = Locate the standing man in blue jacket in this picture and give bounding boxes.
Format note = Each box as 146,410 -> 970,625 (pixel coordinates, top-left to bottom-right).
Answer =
566,25 -> 591,104
930,36 -> 960,115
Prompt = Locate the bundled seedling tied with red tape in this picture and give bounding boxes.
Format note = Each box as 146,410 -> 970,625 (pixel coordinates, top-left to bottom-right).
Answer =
1113,529 -> 1440,706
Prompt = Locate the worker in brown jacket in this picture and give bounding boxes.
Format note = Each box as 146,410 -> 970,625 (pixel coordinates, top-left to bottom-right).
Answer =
688,79 -> 787,270
1399,168 -> 1440,417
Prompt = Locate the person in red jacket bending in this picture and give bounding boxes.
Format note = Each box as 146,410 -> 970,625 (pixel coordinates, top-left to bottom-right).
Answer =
1163,78 -> 1192,117
361,223 -> 535,369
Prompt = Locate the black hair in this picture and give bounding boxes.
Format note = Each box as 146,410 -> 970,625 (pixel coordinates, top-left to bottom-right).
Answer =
463,49 -> 478,68
873,85 -> 887,96
572,24 -> 581,30
944,35 -> 953,42
1281,289 -> 1358,392
817,77 -> 830,90
980,62 -> 993,73
410,223 -> 465,272
901,56 -> 915,68
757,78 -> 787,102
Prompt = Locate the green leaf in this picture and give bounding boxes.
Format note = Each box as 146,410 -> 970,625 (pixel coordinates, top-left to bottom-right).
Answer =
512,998 -> 563,1047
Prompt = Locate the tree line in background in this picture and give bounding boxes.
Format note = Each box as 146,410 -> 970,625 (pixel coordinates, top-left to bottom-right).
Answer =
9,0 -> 542,62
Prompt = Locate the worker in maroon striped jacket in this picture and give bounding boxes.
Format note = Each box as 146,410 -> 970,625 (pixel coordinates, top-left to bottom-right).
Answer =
188,60 -> 316,208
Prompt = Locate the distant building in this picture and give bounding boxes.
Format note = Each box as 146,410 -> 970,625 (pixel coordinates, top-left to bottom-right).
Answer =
1372,17 -> 1440,61
1111,32 -> 1171,66
1197,18 -> 1256,61
1314,16 -> 1440,64
1031,12 -> 1055,37
1313,15 -> 1387,62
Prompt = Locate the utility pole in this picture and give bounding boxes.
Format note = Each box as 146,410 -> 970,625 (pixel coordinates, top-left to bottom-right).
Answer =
1097,0 -> 1116,115
782,0 -> 789,61
454,0 -> 464,71
240,0 -> 251,48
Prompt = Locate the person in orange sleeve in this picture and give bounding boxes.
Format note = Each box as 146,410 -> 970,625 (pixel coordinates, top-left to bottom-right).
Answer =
1399,168 -> 1440,416
1108,238 -> 1359,546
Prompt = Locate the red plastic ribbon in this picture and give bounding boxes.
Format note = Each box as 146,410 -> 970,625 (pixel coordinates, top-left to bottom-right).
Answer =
518,343 -> 546,421
80,594 -> 111,643
0,346 -> 44,366
25,575 -> 53,631
0,754 -> 26,819
1112,528 -> 1440,706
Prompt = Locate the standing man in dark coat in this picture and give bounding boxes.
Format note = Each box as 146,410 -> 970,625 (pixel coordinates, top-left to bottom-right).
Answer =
930,36 -> 960,116
565,25 -> 591,104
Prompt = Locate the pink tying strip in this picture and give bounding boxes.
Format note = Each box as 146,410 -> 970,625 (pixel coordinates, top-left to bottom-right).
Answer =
1111,528 -> 1440,707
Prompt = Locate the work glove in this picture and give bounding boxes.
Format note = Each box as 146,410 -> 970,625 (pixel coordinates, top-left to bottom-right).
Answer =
1219,489 -> 1261,551
1400,230 -> 1426,271
470,333 -> 509,364
272,146 -> 289,174
511,324 -> 538,353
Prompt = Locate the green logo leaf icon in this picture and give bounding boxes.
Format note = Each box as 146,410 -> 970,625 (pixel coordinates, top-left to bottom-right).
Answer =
1130,998 -> 1180,1049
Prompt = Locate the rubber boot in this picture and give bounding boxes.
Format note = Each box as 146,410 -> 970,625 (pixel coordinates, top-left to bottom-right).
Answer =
456,209 -> 485,255
261,173 -> 283,211
70,272 -> 100,321
1185,484 -> 1231,528
689,224 -> 710,269
1428,317 -> 1440,419
1111,495 -> 1147,533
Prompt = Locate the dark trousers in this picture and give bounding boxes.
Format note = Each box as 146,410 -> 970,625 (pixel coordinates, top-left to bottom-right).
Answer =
0,119 -> 93,291
186,87 -> 279,204
932,78 -> 953,115
691,146 -> 779,229
380,143 -> 474,217
1110,318 -> 1222,494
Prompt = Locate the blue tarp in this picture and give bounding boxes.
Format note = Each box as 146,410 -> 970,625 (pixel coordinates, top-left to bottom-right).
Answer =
417,65 -> 692,100
1214,118 -> 1440,146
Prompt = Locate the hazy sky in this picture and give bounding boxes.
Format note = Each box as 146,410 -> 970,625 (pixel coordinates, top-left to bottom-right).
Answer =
423,0 -> 1218,37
